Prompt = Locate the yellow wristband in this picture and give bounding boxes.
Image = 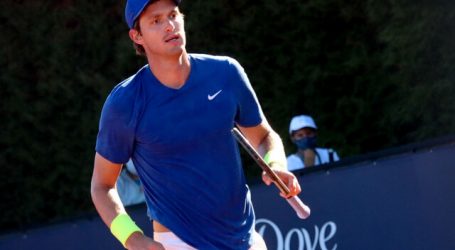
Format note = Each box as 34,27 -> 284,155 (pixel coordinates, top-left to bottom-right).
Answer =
110,213 -> 143,248
264,150 -> 277,165
264,151 -> 271,164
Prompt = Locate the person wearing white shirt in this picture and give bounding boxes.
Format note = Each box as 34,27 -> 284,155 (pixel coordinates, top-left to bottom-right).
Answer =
117,159 -> 146,206
287,115 -> 340,171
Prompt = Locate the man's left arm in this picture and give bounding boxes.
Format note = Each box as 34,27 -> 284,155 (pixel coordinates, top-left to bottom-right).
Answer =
237,121 -> 301,198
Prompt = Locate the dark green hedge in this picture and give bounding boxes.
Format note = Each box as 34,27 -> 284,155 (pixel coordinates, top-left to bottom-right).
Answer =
1,0 -> 454,231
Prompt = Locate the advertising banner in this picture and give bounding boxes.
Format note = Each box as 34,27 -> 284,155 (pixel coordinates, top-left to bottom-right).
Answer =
251,143 -> 455,250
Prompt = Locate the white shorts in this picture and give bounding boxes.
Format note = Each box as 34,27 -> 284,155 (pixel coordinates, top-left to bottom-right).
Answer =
154,231 -> 267,250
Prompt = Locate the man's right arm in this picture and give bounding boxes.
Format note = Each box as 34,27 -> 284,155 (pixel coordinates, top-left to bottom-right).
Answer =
90,153 -> 125,225
90,153 -> 164,249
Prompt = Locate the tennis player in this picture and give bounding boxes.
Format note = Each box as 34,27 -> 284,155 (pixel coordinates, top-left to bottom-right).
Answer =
90,0 -> 301,249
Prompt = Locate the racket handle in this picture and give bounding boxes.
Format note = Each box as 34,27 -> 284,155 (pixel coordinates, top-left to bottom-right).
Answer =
287,196 -> 311,219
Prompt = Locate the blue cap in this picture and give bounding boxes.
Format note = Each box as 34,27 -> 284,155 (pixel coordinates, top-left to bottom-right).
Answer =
125,0 -> 182,29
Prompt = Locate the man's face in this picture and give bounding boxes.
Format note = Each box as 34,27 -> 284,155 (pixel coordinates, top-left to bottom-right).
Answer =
291,127 -> 317,141
130,0 -> 186,58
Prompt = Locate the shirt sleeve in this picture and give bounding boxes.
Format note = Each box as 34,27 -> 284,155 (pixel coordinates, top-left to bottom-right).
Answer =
228,58 -> 264,127
333,150 -> 340,161
95,83 -> 137,164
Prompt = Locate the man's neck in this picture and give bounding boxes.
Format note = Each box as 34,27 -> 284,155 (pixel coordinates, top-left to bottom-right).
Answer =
148,51 -> 191,89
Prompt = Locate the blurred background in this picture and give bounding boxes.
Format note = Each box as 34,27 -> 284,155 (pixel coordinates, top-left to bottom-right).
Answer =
1,0 -> 454,234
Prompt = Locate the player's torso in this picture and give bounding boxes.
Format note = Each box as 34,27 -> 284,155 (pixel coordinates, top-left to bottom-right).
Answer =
135,59 -> 237,153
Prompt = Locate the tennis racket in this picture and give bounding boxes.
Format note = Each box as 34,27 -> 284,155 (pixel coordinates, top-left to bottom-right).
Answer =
232,127 -> 311,219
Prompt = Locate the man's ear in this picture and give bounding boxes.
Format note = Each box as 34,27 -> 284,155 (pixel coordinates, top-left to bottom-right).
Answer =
129,29 -> 143,44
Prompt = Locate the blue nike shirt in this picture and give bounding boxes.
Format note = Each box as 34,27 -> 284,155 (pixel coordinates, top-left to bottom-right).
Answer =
96,54 -> 264,249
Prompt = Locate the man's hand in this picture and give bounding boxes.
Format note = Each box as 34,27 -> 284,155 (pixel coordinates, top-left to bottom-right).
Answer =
262,167 -> 301,198
125,232 -> 165,250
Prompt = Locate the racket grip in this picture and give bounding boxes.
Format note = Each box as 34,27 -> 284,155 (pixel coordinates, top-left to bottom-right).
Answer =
287,196 -> 311,219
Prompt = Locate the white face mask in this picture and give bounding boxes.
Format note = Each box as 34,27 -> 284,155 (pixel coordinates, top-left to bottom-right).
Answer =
126,159 -> 138,176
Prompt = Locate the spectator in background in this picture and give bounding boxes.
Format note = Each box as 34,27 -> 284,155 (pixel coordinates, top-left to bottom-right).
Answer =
117,159 -> 145,206
287,115 -> 340,171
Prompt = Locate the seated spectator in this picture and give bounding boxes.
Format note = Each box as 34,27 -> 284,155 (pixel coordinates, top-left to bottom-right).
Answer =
116,159 -> 145,206
287,114 -> 340,171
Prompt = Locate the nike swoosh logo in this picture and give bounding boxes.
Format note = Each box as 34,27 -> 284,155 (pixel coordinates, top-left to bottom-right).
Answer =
208,90 -> 222,101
